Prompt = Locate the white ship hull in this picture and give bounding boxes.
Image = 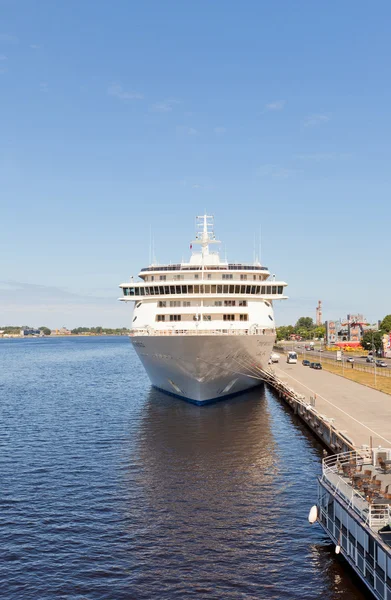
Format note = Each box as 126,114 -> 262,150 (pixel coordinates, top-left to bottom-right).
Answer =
130,333 -> 275,403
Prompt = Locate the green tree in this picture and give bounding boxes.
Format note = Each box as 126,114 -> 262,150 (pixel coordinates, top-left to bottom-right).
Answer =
361,330 -> 383,353
380,315 -> 391,333
39,326 -> 51,336
295,317 -> 314,331
313,326 -> 325,339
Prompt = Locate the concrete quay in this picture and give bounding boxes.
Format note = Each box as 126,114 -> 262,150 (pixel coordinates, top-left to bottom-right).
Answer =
271,360 -> 391,450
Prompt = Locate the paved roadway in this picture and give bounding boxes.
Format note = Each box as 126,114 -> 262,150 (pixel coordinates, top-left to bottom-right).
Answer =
272,359 -> 391,449
282,342 -> 391,368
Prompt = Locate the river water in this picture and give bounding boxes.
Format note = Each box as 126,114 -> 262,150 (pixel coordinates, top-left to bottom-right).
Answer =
0,336 -> 369,599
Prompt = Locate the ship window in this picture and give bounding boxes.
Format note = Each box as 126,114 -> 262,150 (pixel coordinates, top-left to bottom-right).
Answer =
246,285 -> 251,294
158,301 -> 166,307
194,285 -> 199,294
253,275 -> 257,280
151,276 -> 154,281
188,285 -> 193,293
240,274 -> 247,280
217,285 -> 222,293
182,285 -> 187,294
159,286 -> 164,294
140,287 -> 145,295
261,286 -> 265,294
203,315 -> 211,321
251,286 -> 256,294
176,286 -> 181,294
235,285 -> 240,294
194,274 -> 199,279
146,287 -> 151,295
278,286 -> 283,294
149,287 -> 155,295
170,301 -> 180,307
240,285 -> 246,294
164,286 -> 170,294
160,275 -> 166,281
272,286 -> 276,295
200,285 -> 204,294
183,301 -> 191,307
267,286 -> 271,295
168,286 -> 174,294
224,300 -> 235,306
156,315 -> 165,322
223,285 -> 229,293
239,314 -> 248,321
229,285 -> 234,294
215,301 -> 222,306
239,300 -> 247,306
222,274 -> 233,279
169,314 -> 181,321
205,285 -> 210,293
207,273 -> 212,279
211,285 -> 217,293
223,314 -> 235,321
134,288 -> 140,296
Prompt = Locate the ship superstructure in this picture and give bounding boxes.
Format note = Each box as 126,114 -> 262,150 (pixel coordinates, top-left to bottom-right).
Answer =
119,215 -> 288,403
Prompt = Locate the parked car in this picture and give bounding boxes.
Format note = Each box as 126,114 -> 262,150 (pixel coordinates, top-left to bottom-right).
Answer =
302,359 -> 311,366
310,362 -> 322,370
346,357 -> 354,363
376,360 -> 388,368
366,356 -> 374,363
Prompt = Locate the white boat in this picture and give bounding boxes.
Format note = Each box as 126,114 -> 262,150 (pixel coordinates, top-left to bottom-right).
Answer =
119,215 -> 288,404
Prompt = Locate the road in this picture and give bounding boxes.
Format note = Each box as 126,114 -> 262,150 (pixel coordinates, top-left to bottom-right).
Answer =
272,359 -> 391,448
280,341 -> 391,368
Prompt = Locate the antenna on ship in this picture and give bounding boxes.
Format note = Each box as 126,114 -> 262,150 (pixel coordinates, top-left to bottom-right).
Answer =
192,214 -> 220,265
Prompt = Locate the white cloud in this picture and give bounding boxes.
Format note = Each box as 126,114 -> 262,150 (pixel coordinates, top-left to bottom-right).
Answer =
40,82 -> 49,92
294,152 -> 351,161
265,100 -> 285,111
257,164 -> 297,178
30,44 -> 41,49
303,114 -> 330,127
177,126 -> 198,136
151,98 -> 180,112
0,33 -> 18,44
214,127 -> 226,135
107,83 -> 143,101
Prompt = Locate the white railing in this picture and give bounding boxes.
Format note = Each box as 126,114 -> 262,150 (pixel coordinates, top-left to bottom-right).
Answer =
322,450 -> 391,528
129,327 -> 275,337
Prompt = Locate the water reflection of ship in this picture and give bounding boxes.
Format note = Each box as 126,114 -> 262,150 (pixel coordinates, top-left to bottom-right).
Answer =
126,387 -> 281,557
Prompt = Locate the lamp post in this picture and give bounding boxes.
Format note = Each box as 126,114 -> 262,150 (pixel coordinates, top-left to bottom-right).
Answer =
372,332 -> 377,388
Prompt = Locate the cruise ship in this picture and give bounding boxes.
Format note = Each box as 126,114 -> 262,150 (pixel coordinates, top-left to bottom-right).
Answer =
119,215 -> 288,404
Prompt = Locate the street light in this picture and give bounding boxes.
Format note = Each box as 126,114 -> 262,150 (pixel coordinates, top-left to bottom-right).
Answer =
372,332 -> 377,388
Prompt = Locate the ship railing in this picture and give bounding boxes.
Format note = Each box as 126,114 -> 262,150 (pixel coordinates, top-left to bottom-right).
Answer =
129,327 -> 274,337
321,449 -> 391,528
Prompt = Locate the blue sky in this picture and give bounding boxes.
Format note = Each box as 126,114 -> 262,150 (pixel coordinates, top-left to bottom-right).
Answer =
1,0 -> 390,328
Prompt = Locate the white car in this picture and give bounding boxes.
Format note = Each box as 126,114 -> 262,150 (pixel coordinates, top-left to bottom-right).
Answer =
346,357 -> 354,363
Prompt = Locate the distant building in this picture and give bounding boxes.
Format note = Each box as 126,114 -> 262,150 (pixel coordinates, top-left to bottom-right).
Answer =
53,327 -> 72,335
316,300 -> 322,326
325,314 -> 373,347
20,328 -> 41,336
